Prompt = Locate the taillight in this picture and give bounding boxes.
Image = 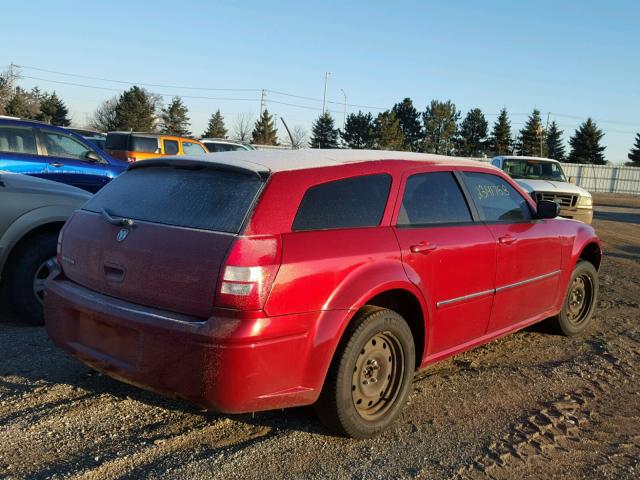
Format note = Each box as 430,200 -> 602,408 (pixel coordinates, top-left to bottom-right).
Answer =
127,156 -> 137,163
216,235 -> 281,310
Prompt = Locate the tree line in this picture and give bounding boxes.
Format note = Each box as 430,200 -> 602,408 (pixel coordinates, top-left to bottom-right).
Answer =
310,99 -> 615,165
1,69 -> 639,166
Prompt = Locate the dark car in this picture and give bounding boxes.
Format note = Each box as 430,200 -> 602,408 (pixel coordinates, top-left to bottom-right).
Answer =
67,128 -> 107,150
0,118 -> 127,192
46,150 -> 601,438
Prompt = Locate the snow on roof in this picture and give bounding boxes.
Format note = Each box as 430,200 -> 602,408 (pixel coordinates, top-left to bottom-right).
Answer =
170,149 -> 488,173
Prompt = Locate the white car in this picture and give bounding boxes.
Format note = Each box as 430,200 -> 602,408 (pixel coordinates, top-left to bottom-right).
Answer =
200,138 -> 255,153
491,156 -> 593,224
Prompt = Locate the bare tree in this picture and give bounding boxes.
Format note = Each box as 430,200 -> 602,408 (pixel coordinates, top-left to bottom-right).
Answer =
290,125 -> 308,149
0,65 -> 19,115
233,113 -> 253,142
88,96 -> 118,132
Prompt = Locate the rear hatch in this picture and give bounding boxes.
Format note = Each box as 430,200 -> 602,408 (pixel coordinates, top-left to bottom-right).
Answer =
59,161 -> 266,319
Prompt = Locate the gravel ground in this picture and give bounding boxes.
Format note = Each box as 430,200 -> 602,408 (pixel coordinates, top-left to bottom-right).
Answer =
1,193 -> 638,480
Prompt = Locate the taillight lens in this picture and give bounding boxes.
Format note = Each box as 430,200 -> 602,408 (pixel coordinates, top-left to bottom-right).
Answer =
127,156 -> 137,163
216,235 -> 281,310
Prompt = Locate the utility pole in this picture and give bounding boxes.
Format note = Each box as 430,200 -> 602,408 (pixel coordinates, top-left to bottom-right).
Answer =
322,72 -> 331,115
260,89 -> 266,116
546,111 -> 550,131
340,89 -> 347,129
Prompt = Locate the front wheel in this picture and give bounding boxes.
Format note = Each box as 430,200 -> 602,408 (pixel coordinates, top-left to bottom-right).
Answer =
553,260 -> 599,336
315,307 -> 415,438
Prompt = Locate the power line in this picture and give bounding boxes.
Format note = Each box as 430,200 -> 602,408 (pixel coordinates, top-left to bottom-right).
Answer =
16,64 -> 260,92
20,75 -> 259,102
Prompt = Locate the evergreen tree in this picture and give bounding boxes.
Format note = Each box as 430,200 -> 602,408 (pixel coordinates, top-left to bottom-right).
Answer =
518,109 -> 546,157
114,86 -> 157,132
391,98 -> 422,151
457,108 -> 488,157
374,111 -> 404,150
203,109 -> 227,138
422,100 -> 460,155
309,112 -> 339,148
160,96 -> 190,136
490,108 -> 512,155
252,109 -> 278,145
627,133 -> 640,167
5,87 -> 40,119
546,121 -> 566,161
567,118 -> 606,165
340,111 -> 375,149
37,92 -> 70,126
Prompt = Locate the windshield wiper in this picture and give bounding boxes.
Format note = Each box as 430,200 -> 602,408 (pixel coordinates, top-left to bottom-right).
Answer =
101,208 -> 135,227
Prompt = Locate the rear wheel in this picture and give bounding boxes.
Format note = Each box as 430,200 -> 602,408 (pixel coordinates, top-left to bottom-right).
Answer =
5,231 -> 60,325
315,307 -> 415,438
553,260 -> 599,336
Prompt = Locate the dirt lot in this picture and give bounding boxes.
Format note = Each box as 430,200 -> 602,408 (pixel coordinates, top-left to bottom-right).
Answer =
1,193 -> 638,480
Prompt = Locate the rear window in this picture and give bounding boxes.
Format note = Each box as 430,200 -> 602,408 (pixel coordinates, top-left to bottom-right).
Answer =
83,166 -> 264,233
293,174 -> 392,231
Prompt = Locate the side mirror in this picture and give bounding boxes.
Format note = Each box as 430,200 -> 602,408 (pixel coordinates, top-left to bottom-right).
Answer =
537,200 -> 560,219
568,176 -> 576,184
85,151 -> 102,162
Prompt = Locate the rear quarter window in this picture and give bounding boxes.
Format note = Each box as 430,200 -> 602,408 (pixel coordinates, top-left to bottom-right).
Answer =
83,166 -> 264,233
292,174 -> 392,231
131,136 -> 159,153
105,133 -> 129,151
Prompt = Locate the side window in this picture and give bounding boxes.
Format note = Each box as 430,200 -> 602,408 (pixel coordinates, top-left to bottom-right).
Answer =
163,139 -> 179,155
491,158 -> 501,168
0,125 -> 38,155
182,141 -> 206,155
463,172 -> 532,222
40,131 -> 91,160
293,174 -> 392,231
398,172 -> 472,226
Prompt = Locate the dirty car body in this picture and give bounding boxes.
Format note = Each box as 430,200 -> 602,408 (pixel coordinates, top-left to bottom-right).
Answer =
45,150 -> 602,436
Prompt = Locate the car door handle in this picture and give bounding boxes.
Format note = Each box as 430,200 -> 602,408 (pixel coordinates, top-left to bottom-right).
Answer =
49,162 -> 64,168
498,235 -> 518,245
410,242 -> 437,254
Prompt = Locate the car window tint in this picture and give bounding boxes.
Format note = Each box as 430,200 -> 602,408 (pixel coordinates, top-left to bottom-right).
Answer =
182,141 -> 206,155
105,133 -> 129,150
293,174 -> 392,231
163,140 -> 179,155
398,172 -> 472,226
0,125 -> 38,154
130,136 -> 159,153
83,166 -> 264,233
463,172 -> 532,222
41,131 -> 91,160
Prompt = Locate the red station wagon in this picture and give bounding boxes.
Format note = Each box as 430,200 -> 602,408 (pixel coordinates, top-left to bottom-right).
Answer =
45,150 -> 601,438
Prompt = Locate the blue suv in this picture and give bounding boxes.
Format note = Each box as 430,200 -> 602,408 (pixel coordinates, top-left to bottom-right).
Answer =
0,118 -> 127,192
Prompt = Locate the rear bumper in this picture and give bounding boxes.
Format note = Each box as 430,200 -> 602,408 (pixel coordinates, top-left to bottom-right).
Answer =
559,207 -> 593,224
45,279 -> 339,413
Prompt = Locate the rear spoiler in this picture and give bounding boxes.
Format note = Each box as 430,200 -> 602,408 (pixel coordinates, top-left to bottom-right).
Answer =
127,157 -> 270,180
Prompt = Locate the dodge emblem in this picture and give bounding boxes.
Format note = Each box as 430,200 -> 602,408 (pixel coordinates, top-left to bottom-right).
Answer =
116,229 -> 129,242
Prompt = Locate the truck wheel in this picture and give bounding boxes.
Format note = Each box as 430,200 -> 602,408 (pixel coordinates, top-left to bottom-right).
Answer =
554,260 -> 599,336
316,307 -> 415,438
5,231 -> 60,325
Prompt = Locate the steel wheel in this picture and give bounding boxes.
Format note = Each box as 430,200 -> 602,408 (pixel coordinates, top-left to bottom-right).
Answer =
33,257 -> 60,305
351,331 -> 404,421
566,273 -> 593,326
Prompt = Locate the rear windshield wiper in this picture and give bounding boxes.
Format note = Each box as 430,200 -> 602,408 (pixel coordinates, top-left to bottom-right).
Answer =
101,208 -> 135,227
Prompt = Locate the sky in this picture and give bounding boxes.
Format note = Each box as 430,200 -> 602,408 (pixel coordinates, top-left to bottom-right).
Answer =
1,0 -> 638,163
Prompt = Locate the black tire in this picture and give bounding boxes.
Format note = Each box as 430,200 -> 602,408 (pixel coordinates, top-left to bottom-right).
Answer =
4,231 -> 60,325
553,260 -> 599,337
315,306 -> 415,438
